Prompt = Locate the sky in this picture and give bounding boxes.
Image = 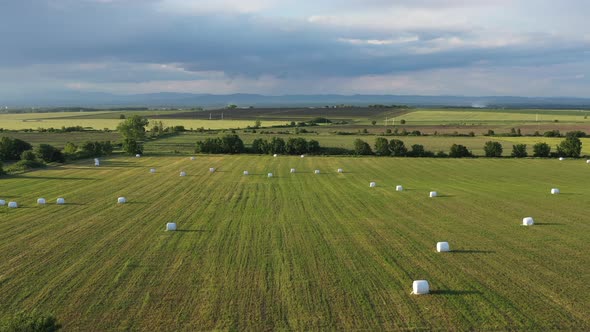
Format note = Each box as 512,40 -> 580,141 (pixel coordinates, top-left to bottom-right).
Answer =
1,0 -> 589,99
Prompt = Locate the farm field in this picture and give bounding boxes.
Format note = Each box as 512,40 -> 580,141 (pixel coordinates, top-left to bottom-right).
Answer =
0,155 -> 588,330
401,109 -> 590,125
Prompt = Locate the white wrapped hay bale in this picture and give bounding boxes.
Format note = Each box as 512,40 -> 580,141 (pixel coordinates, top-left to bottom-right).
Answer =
190,157 -> 196,160
412,280 -> 430,295
56,198 -> 65,205
209,167 -> 215,173
300,154 -> 305,158
550,188 -> 560,194
268,172 -> 273,178
243,171 -> 249,175
117,197 -> 126,204
37,198 -> 46,205
180,171 -> 187,177
559,157 -> 564,161
436,242 -> 450,252
166,222 -> 177,231
150,168 -> 156,173
290,168 -> 296,173
396,185 -> 403,192
94,158 -> 100,166
369,182 -> 376,188
523,217 -> 534,226
587,160 -> 590,164
314,170 -> 320,174
273,154 -> 278,157
0,200 -> 5,206
8,201 -> 18,208
337,168 -> 343,173
136,154 -> 141,158
429,191 -> 437,198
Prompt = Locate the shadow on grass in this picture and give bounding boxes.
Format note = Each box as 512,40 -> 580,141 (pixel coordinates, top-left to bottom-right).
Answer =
452,250 -> 495,254
15,176 -> 95,181
434,194 -> 455,198
430,290 -> 481,296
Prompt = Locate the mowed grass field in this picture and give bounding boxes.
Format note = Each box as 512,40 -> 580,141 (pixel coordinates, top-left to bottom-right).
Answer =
0,155 -> 589,330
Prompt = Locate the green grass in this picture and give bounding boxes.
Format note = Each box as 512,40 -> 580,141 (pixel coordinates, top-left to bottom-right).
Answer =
401,109 -> 590,125
0,155 -> 588,330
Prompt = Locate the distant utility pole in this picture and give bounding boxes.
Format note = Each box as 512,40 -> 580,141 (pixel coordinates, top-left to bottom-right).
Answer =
209,113 -> 212,120
221,112 -> 224,120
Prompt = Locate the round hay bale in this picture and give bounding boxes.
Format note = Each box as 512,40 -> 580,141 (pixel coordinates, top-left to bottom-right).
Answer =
243,171 -> 249,175
436,242 -> 450,252
117,197 -> 126,204
429,191 -> 437,198
180,171 -> 187,177
273,154 -> 278,157
522,217 -> 534,226
0,200 -> 5,206
136,154 -> 141,158
586,159 -> 590,164
300,154 -> 305,158
559,157 -> 564,161
412,280 -> 429,295
369,182 -> 376,188
150,168 -> 156,173
396,185 -> 403,192
268,172 -> 273,178
337,168 -> 343,173
550,188 -> 560,194
166,222 -> 177,231
314,170 -> 320,174
209,167 -> 215,173
290,168 -> 296,173
37,198 -> 46,205
56,198 -> 65,205
8,201 -> 18,208
190,157 -> 196,160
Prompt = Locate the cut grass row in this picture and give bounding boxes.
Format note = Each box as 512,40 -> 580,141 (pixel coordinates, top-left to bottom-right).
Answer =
0,156 -> 588,330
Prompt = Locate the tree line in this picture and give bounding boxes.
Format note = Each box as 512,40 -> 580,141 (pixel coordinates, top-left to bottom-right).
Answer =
196,135 -> 321,155
352,132 -> 583,158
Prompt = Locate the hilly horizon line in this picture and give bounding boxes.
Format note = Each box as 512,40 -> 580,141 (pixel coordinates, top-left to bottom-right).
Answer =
4,92 -> 590,109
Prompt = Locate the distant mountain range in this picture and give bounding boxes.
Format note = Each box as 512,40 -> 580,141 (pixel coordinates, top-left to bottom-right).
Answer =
3,92 -> 590,109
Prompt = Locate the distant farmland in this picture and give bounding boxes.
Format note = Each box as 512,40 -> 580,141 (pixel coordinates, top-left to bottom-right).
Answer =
0,155 -> 588,330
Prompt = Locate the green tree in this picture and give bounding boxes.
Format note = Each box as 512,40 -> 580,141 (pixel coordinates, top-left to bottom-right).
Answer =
117,115 -> 149,141
484,141 -> 503,157
64,142 -> 78,155
0,161 -> 5,176
532,142 -> 551,157
254,119 -> 261,128
449,144 -> 472,158
408,144 -> 426,157
123,139 -> 143,155
0,137 -> 33,161
269,137 -> 286,154
388,139 -> 407,157
371,120 -> 377,126
21,150 -> 37,161
557,136 -> 582,157
251,138 -> 267,154
511,144 -> 528,158
307,140 -> 320,153
353,139 -> 373,155
35,144 -> 65,163
374,137 -> 390,156
285,138 -> 308,155
220,134 -> 245,154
